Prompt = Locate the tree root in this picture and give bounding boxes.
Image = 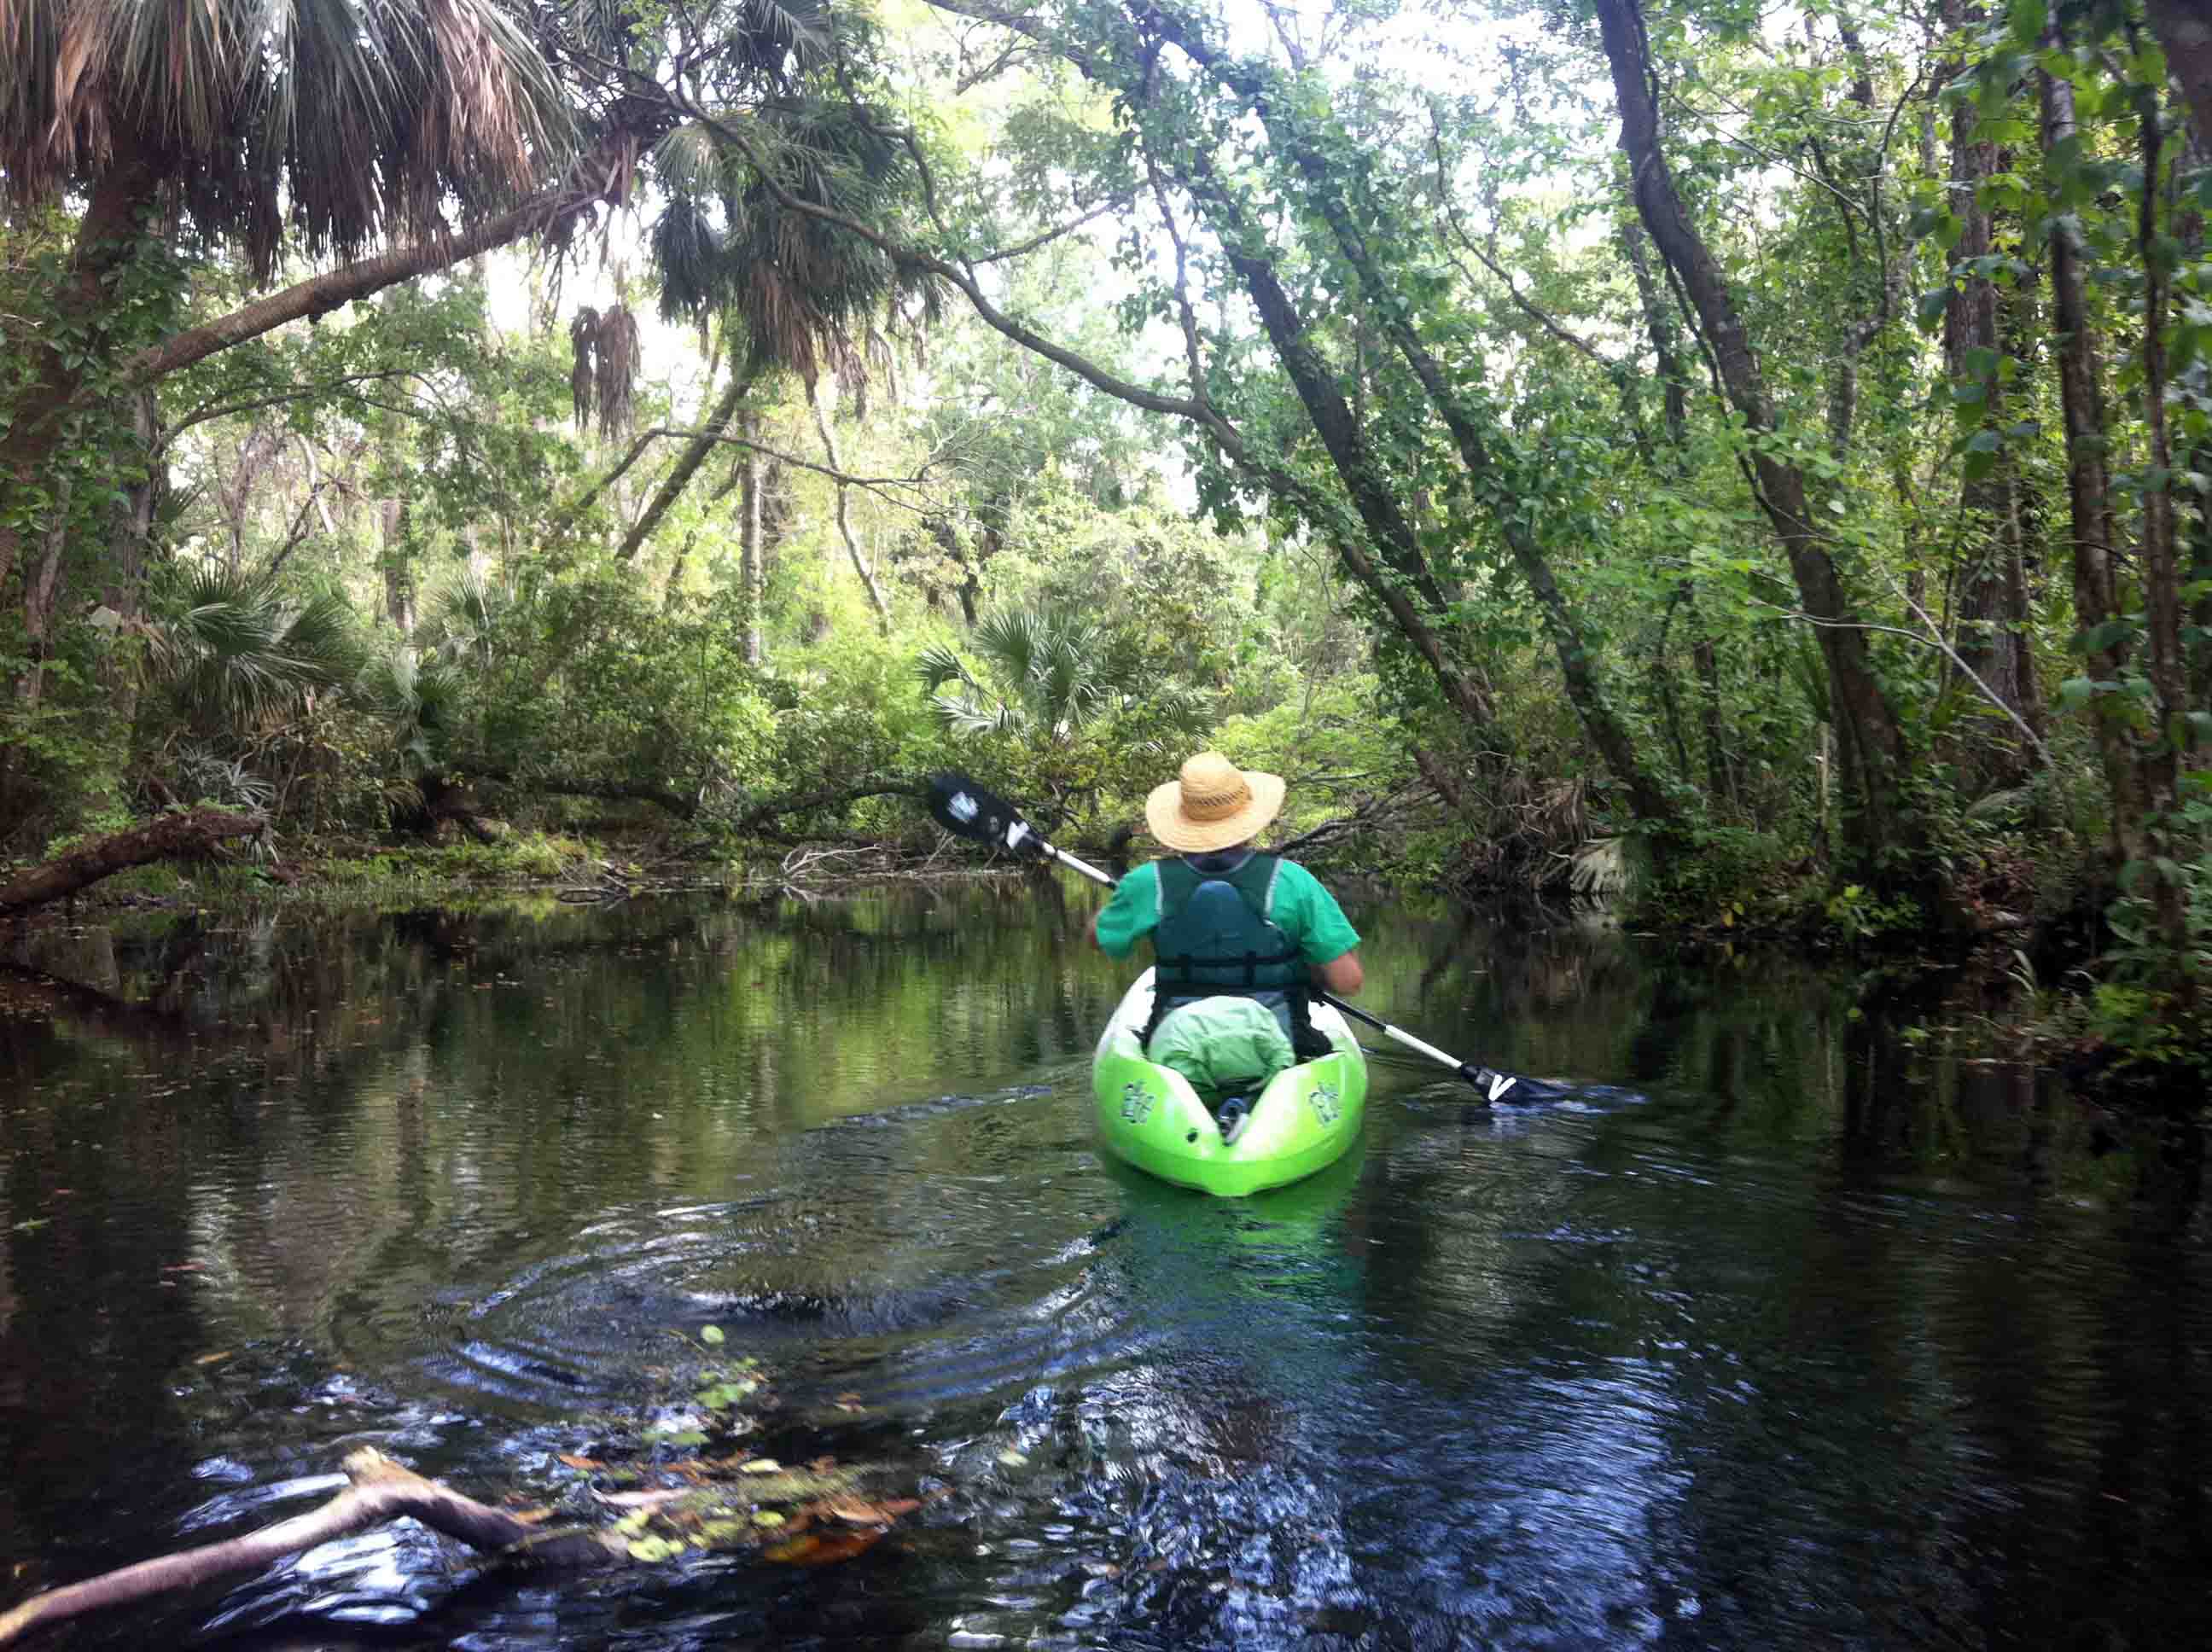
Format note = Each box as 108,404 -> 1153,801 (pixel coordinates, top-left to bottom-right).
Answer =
0,1449 -> 623,1645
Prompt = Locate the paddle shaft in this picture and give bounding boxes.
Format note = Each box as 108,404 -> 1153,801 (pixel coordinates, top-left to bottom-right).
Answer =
1047,846 -> 1116,889
1311,993 -> 1516,1098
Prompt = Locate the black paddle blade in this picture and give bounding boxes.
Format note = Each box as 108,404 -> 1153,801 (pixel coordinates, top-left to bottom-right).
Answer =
927,773 -> 1042,858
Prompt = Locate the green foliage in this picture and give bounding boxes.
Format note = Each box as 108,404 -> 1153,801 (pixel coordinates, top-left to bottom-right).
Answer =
4,0 -> 2208,1089
1823,884 -> 1927,946
149,567 -> 359,733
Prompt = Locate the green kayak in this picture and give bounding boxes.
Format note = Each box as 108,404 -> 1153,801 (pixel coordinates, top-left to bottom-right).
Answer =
1091,968 -> 1368,1197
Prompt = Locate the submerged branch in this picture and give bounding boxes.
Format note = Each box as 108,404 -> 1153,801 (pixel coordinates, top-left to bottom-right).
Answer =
0,1449 -> 621,1645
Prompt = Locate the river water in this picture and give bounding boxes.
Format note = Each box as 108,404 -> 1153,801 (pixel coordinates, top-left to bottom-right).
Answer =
2,884 -> 2208,1649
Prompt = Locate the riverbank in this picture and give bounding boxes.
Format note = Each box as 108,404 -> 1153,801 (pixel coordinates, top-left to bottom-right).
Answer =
3,816 -> 2198,1113
2,826 -> 984,911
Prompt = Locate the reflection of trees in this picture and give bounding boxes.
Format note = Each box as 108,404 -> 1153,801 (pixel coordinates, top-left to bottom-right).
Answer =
1331,923 -> 2209,1646
6,889 -> 1136,1416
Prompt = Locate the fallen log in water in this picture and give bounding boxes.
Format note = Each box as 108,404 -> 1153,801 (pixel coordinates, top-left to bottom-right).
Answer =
0,1448 -> 623,1645
0,809 -> 263,916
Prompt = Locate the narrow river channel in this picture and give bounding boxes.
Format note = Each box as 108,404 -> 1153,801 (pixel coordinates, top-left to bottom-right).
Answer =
3,885 -> 2208,1649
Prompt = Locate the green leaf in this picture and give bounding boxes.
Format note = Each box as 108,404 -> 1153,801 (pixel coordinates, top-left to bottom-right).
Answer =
2074,617 -> 2137,653
2059,676 -> 2097,708
699,1324 -> 725,1347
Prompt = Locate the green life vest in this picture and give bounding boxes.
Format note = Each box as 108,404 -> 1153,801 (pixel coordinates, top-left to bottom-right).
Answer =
1144,854 -> 1325,1057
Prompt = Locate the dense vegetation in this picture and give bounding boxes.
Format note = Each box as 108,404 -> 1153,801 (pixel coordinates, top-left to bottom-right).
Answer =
2,0 -> 2208,1086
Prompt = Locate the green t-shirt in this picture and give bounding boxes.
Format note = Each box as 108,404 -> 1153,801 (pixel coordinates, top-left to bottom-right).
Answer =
1093,856 -> 1360,966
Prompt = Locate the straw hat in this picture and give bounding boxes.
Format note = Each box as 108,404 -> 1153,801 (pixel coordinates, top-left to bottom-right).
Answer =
1144,753 -> 1287,853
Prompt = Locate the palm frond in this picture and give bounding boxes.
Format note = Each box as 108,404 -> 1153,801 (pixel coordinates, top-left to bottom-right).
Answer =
154,567 -> 358,730
972,605 -> 1045,686
914,640 -> 976,695
7,0 -> 574,276
1567,835 -> 1649,899
358,641 -> 465,766
928,689 -> 1019,738
420,562 -> 512,663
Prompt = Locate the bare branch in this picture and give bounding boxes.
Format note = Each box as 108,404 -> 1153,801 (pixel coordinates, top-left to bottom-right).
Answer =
970,195 -> 1132,265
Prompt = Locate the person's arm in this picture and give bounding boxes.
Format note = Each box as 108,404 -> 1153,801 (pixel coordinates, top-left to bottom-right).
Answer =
1313,949 -> 1364,996
1092,864 -> 1158,957
1278,861 -> 1363,995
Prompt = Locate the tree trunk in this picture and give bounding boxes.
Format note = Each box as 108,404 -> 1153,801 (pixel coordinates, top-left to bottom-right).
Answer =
809,381 -> 891,629
1597,0 -> 1916,859
2145,0 -> 2212,156
124,143 -> 638,387
1160,41 -> 1688,812
1216,241 -> 1503,738
620,365 -> 759,562
381,498 -> 415,635
2132,87 -> 2197,976
1944,82 -> 2037,784
469,769 -> 698,818
738,410 -> 765,666
0,810 -> 263,915
1167,15 -> 1681,829
2040,42 -> 2139,864
1623,209 -> 1730,802
1,141 -> 164,706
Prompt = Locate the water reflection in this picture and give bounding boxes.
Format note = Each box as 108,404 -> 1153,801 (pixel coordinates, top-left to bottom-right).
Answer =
1,890 -> 2207,1649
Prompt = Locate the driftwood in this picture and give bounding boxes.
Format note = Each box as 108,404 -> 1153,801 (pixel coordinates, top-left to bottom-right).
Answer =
0,809 -> 263,916
0,1448 -> 622,1645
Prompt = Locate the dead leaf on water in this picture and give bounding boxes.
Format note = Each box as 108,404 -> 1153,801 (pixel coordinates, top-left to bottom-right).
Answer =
820,1496 -> 923,1527
763,1527 -> 888,1567
193,1351 -> 232,1367
557,1453 -> 603,1471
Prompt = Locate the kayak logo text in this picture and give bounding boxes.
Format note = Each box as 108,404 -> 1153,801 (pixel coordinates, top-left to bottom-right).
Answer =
1309,1084 -> 1341,1126
1120,1083 -> 1154,1124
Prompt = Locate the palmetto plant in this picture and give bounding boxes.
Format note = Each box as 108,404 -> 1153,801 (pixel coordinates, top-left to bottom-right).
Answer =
917,606 -> 1125,743
148,567 -> 358,733
417,563 -> 517,667
357,643 -> 468,772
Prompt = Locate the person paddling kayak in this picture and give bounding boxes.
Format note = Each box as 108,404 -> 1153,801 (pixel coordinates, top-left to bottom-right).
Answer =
1093,753 -> 1364,1134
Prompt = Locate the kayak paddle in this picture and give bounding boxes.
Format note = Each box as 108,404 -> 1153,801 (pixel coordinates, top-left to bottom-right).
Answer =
924,771 -> 1521,1102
